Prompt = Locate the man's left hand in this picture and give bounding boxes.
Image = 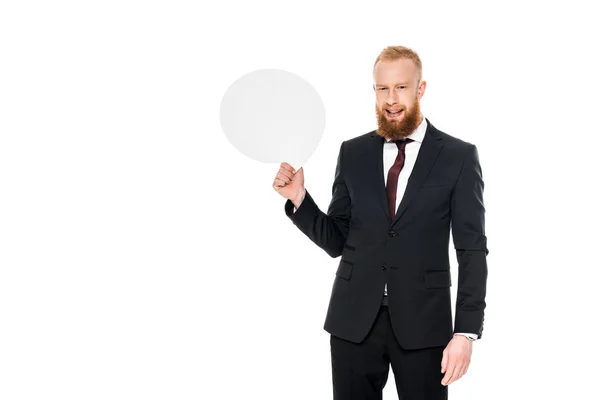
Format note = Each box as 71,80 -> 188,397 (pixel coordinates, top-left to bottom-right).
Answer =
440,335 -> 473,386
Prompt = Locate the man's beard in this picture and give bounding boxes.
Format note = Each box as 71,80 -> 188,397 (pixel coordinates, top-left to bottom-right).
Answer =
375,98 -> 422,141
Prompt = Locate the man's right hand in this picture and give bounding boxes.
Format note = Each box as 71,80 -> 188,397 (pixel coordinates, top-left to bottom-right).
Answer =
273,162 -> 306,208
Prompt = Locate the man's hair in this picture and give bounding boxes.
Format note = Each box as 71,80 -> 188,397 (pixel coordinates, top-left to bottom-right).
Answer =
373,45 -> 422,82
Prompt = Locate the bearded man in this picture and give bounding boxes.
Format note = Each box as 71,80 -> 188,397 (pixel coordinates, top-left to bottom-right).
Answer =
273,45 -> 489,400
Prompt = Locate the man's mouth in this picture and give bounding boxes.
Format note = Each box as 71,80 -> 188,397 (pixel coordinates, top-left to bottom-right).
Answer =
386,109 -> 403,118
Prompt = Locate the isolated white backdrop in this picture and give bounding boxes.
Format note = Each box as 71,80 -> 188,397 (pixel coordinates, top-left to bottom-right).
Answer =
1,1 -> 598,399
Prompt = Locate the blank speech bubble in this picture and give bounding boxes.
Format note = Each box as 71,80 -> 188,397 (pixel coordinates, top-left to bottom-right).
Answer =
219,69 -> 326,169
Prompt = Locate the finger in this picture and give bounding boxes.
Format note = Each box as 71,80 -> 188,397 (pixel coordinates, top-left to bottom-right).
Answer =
279,174 -> 292,185
276,171 -> 291,183
451,366 -> 466,385
441,360 -> 457,386
280,162 -> 295,174
278,169 -> 293,180
446,359 -> 464,385
453,356 -> 470,383
273,178 -> 287,188
457,360 -> 470,380
441,350 -> 448,373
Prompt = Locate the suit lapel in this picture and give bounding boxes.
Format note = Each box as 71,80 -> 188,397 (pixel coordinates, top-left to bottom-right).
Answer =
367,118 -> 444,225
365,131 -> 390,218
391,120 -> 444,226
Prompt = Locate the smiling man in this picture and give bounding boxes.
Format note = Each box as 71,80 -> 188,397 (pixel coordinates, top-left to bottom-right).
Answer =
273,45 -> 488,399
374,56 -> 424,141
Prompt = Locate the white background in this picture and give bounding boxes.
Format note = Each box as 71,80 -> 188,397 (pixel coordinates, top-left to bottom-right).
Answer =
1,1 -> 598,399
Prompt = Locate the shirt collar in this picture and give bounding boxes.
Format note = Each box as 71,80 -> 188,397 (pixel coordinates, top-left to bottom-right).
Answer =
385,114 -> 427,143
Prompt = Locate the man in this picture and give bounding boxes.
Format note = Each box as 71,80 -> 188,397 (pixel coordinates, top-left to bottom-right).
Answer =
272,45 -> 488,399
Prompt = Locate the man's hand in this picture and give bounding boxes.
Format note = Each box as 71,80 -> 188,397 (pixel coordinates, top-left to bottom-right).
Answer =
272,162 -> 306,208
440,334 -> 473,386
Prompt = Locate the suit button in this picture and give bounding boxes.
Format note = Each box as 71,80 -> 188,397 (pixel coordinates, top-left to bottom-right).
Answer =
381,264 -> 387,271
388,230 -> 396,237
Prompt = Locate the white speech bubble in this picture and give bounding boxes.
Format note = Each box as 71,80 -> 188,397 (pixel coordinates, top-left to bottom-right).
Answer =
219,69 -> 326,169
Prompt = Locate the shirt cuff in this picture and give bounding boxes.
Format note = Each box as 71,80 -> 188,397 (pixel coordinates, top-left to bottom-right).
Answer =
454,332 -> 478,341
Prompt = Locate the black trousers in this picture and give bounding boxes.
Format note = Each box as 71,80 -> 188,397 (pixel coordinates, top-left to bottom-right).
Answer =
330,304 -> 448,400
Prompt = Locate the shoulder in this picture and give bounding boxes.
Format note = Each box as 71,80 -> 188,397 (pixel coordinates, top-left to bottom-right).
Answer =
428,121 -> 475,151
343,130 -> 378,146
428,122 -> 483,171
331,130 -> 379,157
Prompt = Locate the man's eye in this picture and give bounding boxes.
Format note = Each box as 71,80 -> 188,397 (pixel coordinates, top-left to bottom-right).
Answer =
397,86 -> 406,89
377,88 -> 387,91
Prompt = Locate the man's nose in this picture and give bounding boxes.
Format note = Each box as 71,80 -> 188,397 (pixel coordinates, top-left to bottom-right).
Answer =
386,91 -> 399,105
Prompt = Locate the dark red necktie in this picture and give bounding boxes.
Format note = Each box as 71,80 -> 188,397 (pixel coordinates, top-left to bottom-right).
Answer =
386,138 -> 413,219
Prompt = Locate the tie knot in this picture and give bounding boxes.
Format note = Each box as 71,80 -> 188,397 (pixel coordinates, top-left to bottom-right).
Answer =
394,138 -> 413,149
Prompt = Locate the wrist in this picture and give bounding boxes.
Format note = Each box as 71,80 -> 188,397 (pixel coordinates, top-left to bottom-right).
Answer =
291,189 -> 306,208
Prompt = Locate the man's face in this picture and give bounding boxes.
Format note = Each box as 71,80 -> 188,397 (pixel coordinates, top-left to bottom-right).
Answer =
373,59 -> 426,141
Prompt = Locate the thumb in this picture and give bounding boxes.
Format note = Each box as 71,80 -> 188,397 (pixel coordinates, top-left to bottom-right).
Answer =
294,167 -> 304,178
441,351 -> 448,373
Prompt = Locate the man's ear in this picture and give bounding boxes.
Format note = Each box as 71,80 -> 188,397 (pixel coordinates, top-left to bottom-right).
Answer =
418,80 -> 427,99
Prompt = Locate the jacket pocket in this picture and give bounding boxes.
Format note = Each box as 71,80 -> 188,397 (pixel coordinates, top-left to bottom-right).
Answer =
336,259 -> 354,280
421,178 -> 452,188
424,270 -> 451,288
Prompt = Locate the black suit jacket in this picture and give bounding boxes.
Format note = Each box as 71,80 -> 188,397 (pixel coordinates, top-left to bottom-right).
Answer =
284,118 -> 488,350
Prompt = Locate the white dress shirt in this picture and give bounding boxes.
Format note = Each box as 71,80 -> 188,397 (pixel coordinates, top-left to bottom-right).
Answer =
293,114 -> 478,341
382,116 -> 428,295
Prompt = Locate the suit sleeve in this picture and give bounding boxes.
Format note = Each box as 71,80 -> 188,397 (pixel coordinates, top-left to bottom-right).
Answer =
284,141 -> 351,258
450,144 -> 489,339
